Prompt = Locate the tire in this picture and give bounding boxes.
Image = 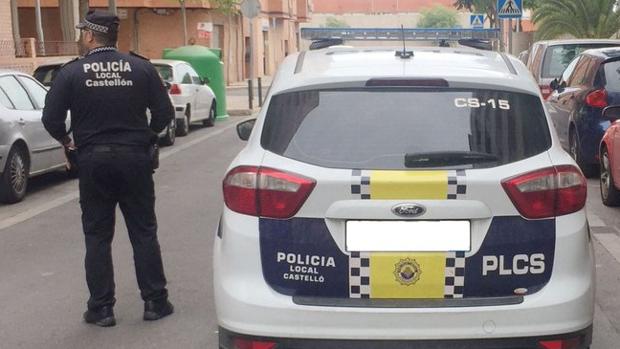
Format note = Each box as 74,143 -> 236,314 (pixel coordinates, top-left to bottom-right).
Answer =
160,123 -> 176,146
176,111 -> 190,137
570,129 -> 597,178
0,146 -> 29,204
203,102 -> 216,127
600,146 -> 620,206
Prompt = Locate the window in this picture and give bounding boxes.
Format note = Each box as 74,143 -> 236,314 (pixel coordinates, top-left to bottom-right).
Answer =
188,65 -> 202,85
17,76 -> 47,109
0,76 -> 34,110
154,65 -> 174,82
33,65 -> 61,87
176,64 -> 193,84
542,43 -> 619,79
0,87 -> 14,109
560,57 -> 580,85
602,60 -> 620,92
261,89 -> 551,170
567,57 -> 593,87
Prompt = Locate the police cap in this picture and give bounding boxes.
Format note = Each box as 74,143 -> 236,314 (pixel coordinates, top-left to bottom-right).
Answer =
76,10 -> 119,34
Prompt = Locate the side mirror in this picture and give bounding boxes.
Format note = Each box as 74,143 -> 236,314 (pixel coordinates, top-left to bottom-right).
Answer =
202,77 -> 210,85
236,119 -> 256,141
603,106 -> 620,122
164,81 -> 172,91
550,78 -> 559,91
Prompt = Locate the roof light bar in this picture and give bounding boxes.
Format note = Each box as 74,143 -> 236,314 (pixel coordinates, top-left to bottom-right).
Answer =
301,28 -> 500,42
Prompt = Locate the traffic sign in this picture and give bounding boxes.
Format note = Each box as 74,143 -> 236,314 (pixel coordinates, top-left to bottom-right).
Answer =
240,0 -> 261,19
470,14 -> 485,29
497,0 -> 523,19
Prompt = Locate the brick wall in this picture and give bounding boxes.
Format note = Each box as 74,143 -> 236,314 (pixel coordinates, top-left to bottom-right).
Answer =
0,0 -> 16,58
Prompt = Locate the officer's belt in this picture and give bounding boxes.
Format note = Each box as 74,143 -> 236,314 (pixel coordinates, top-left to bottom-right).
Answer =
84,144 -> 149,153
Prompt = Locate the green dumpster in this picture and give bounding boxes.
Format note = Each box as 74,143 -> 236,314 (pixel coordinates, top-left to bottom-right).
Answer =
162,45 -> 228,119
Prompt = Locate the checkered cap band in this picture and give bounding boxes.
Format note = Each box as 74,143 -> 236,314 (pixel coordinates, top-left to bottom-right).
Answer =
84,19 -> 109,33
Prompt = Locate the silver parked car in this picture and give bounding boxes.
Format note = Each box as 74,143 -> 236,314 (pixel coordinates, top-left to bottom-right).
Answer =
0,70 -> 74,204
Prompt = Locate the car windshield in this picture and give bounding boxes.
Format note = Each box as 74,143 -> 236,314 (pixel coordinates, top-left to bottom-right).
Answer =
261,88 -> 551,170
542,43 -> 619,78
154,65 -> 174,82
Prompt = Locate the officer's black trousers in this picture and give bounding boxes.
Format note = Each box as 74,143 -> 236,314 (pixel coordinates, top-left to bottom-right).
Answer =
78,145 -> 168,311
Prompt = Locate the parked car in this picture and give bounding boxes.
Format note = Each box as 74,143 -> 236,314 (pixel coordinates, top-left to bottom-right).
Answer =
599,107 -> 620,206
526,39 -> 620,99
151,59 -> 217,136
0,70 -> 76,203
546,47 -> 620,177
33,59 -> 177,146
215,46 -> 593,349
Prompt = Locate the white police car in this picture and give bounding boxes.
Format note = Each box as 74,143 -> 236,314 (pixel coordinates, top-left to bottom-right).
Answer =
214,45 -> 594,349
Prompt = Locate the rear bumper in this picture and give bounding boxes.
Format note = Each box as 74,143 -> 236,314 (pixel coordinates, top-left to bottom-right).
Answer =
219,325 -> 592,349
214,211 -> 595,341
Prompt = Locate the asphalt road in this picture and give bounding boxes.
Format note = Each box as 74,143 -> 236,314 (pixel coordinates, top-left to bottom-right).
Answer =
1,117 -> 620,348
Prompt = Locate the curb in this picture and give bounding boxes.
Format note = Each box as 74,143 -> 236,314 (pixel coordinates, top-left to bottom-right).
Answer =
228,109 -> 259,116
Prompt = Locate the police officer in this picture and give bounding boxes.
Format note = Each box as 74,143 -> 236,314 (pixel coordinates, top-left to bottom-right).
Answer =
42,10 -> 174,327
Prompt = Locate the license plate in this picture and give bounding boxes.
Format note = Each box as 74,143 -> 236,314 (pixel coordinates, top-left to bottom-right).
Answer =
346,220 -> 470,252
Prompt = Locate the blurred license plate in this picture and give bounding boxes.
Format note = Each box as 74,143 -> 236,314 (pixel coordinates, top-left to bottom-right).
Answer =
346,221 -> 470,252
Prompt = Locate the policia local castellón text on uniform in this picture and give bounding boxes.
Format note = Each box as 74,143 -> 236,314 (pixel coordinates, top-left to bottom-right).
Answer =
41,10 -> 175,327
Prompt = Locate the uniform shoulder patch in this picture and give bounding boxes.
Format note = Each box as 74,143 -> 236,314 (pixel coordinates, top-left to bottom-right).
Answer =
130,51 -> 150,61
61,57 -> 80,67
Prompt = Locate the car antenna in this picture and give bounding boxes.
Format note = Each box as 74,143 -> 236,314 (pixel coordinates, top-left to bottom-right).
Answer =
395,25 -> 413,59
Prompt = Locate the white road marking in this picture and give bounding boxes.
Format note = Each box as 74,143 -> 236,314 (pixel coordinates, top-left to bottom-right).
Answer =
0,121 -> 241,232
588,212 -> 607,227
593,233 -> 620,265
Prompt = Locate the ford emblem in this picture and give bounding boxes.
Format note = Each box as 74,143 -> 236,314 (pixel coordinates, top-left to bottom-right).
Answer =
391,203 -> 426,217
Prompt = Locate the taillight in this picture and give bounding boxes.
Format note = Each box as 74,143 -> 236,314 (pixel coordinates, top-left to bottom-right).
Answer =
169,83 -> 181,95
223,166 -> 316,219
502,165 -> 586,219
232,338 -> 277,349
585,88 -> 608,108
538,337 -> 581,349
540,85 -> 552,100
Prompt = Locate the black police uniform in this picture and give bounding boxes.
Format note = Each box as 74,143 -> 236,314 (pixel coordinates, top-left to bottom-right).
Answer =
42,13 -> 174,313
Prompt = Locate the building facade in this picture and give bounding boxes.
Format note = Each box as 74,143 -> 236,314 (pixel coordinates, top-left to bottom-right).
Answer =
13,0 -> 311,82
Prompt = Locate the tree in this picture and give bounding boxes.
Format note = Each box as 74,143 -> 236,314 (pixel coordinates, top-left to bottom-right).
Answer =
323,17 -> 350,28
417,6 -> 459,28
453,0 -> 497,28
532,0 -> 620,39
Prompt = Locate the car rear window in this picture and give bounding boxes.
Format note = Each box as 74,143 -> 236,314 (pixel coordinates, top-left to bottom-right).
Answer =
261,89 -> 551,170
33,65 -> 60,86
603,60 -> 620,91
542,44 -> 618,78
154,65 -> 174,82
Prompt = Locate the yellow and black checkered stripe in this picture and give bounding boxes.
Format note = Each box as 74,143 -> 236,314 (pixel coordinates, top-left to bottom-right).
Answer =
348,169 -> 469,299
351,169 -> 467,200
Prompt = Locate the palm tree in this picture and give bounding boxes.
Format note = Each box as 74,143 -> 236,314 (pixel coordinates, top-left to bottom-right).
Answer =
532,0 -> 620,39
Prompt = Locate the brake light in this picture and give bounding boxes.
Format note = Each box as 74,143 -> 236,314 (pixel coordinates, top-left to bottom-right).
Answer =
169,83 -> 181,95
232,338 -> 277,349
223,166 -> 316,219
540,85 -> 552,100
585,88 -> 608,108
502,165 -> 586,219
538,337 -> 581,349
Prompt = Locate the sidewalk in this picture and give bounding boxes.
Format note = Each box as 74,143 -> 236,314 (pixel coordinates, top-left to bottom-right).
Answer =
226,76 -> 272,116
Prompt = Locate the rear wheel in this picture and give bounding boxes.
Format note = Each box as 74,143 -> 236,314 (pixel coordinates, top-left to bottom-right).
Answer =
570,129 -> 597,178
600,146 -> 620,206
160,123 -> 176,146
176,107 -> 190,137
203,102 -> 216,127
0,146 -> 29,204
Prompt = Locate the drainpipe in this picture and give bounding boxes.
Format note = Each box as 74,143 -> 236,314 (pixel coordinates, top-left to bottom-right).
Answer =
133,8 -> 140,52
35,0 -> 45,55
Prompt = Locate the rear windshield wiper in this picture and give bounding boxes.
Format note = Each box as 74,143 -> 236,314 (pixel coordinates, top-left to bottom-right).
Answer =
405,151 -> 499,168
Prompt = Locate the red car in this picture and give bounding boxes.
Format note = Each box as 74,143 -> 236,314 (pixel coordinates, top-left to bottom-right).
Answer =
600,106 -> 620,205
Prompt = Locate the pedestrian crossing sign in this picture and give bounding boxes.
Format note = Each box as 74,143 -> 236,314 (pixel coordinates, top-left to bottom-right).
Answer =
497,0 -> 523,19
470,14 -> 485,28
